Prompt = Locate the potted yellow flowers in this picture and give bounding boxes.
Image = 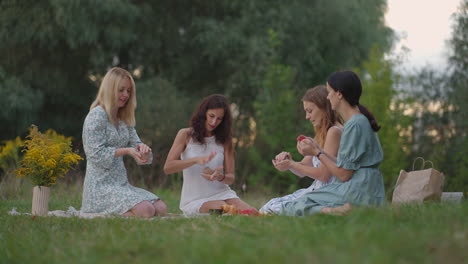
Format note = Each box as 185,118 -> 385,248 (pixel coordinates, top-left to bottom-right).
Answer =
16,125 -> 82,216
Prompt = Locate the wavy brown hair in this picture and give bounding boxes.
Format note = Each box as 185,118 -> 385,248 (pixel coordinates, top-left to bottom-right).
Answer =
190,94 -> 233,150
302,85 -> 342,147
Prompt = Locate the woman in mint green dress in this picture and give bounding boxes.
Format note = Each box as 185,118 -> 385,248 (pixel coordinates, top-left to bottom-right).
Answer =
280,70 -> 385,216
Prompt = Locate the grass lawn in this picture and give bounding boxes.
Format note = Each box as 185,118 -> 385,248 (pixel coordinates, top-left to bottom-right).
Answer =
0,182 -> 467,264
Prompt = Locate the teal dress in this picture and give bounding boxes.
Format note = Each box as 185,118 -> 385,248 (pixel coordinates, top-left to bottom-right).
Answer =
280,114 -> 386,216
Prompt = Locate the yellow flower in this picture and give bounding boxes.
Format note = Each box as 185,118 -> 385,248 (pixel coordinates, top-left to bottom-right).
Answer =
46,159 -> 57,169
15,125 -> 83,187
0,137 -> 23,170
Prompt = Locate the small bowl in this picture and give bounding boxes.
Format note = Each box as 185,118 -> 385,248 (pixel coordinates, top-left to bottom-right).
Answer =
209,209 -> 223,215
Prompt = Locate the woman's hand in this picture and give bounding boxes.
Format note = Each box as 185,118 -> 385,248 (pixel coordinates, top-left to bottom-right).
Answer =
275,152 -> 291,162
296,141 -> 305,156
136,143 -> 152,153
136,144 -> 152,163
272,152 -> 292,171
196,151 -> 217,165
127,148 -> 147,164
272,159 -> 293,172
201,166 -> 224,181
298,139 -> 321,156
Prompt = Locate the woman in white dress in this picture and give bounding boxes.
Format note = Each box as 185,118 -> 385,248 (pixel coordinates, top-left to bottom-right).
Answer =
164,94 -> 255,216
260,85 -> 343,214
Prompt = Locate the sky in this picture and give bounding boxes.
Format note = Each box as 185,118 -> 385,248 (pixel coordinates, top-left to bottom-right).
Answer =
385,0 -> 462,70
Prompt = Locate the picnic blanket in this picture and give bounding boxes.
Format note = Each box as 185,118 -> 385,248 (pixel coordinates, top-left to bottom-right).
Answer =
8,207 -> 189,219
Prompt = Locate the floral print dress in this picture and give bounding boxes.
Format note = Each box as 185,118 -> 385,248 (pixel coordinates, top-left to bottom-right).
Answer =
259,156 -> 338,214
80,106 -> 158,215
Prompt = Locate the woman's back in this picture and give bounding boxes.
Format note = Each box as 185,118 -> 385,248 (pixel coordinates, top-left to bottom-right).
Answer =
335,114 -> 385,205
337,114 -> 383,169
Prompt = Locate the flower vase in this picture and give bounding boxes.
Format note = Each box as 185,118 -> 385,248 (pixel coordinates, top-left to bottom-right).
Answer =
32,186 -> 50,216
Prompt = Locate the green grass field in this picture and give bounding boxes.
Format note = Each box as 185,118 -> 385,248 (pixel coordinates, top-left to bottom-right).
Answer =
1,181 -> 467,264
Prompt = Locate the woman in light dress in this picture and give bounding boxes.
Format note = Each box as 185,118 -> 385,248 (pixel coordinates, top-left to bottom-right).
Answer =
164,94 -> 255,216
280,70 -> 386,216
81,67 -> 167,218
260,85 -> 343,214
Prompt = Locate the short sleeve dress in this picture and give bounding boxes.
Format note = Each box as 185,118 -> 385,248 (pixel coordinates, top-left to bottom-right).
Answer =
280,114 -> 386,216
80,106 -> 159,215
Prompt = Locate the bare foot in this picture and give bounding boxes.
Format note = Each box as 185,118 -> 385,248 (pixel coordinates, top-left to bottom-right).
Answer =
320,203 -> 352,215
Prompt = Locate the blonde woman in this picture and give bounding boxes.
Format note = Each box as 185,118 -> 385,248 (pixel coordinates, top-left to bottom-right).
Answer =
81,67 -> 167,218
260,85 -> 343,214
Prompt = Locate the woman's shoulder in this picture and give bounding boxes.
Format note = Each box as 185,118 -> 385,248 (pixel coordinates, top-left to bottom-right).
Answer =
326,124 -> 343,138
177,128 -> 192,144
324,124 -> 343,148
343,114 -> 367,129
85,105 -> 109,123
350,113 -> 368,124
342,114 -> 375,140
83,106 -> 109,132
327,124 -> 344,133
87,105 -> 107,118
178,128 -> 192,137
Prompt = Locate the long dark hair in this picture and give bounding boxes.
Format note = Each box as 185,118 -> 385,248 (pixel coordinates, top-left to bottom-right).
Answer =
302,85 -> 342,147
327,70 -> 381,132
190,94 -> 233,149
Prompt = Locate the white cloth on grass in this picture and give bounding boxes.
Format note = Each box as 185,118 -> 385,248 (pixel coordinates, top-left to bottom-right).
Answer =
8,206 -> 110,218
7,207 -> 193,219
259,156 -> 338,214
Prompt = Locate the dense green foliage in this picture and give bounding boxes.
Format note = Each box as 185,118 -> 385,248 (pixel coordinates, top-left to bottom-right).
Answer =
0,0 -> 392,137
0,0 -> 466,194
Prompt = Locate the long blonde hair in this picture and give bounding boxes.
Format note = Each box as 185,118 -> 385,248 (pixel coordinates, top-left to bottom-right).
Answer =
90,67 -> 137,126
302,85 -> 341,147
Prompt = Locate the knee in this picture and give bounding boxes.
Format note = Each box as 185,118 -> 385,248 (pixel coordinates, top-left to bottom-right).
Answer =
133,201 -> 156,218
154,200 -> 167,216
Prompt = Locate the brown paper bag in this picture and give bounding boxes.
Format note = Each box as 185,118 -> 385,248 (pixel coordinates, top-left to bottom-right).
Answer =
392,157 -> 445,204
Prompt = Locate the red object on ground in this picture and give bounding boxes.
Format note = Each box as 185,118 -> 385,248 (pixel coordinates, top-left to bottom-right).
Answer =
238,209 -> 259,216
297,135 -> 307,142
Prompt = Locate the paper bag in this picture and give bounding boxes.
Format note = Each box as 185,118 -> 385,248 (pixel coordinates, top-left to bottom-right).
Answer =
392,157 -> 445,204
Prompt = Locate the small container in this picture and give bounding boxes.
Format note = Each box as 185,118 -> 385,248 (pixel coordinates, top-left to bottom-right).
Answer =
209,209 -> 223,215
441,192 -> 464,203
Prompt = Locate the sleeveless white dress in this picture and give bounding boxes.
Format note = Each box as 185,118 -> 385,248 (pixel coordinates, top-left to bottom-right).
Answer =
180,136 -> 239,216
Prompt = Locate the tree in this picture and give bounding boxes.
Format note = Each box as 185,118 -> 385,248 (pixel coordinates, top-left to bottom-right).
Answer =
445,0 -> 468,192
0,0 -> 142,139
0,68 -> 43,137
0,0 -> 394,190
395,0 -> 467,193
355,47 -> 411,196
